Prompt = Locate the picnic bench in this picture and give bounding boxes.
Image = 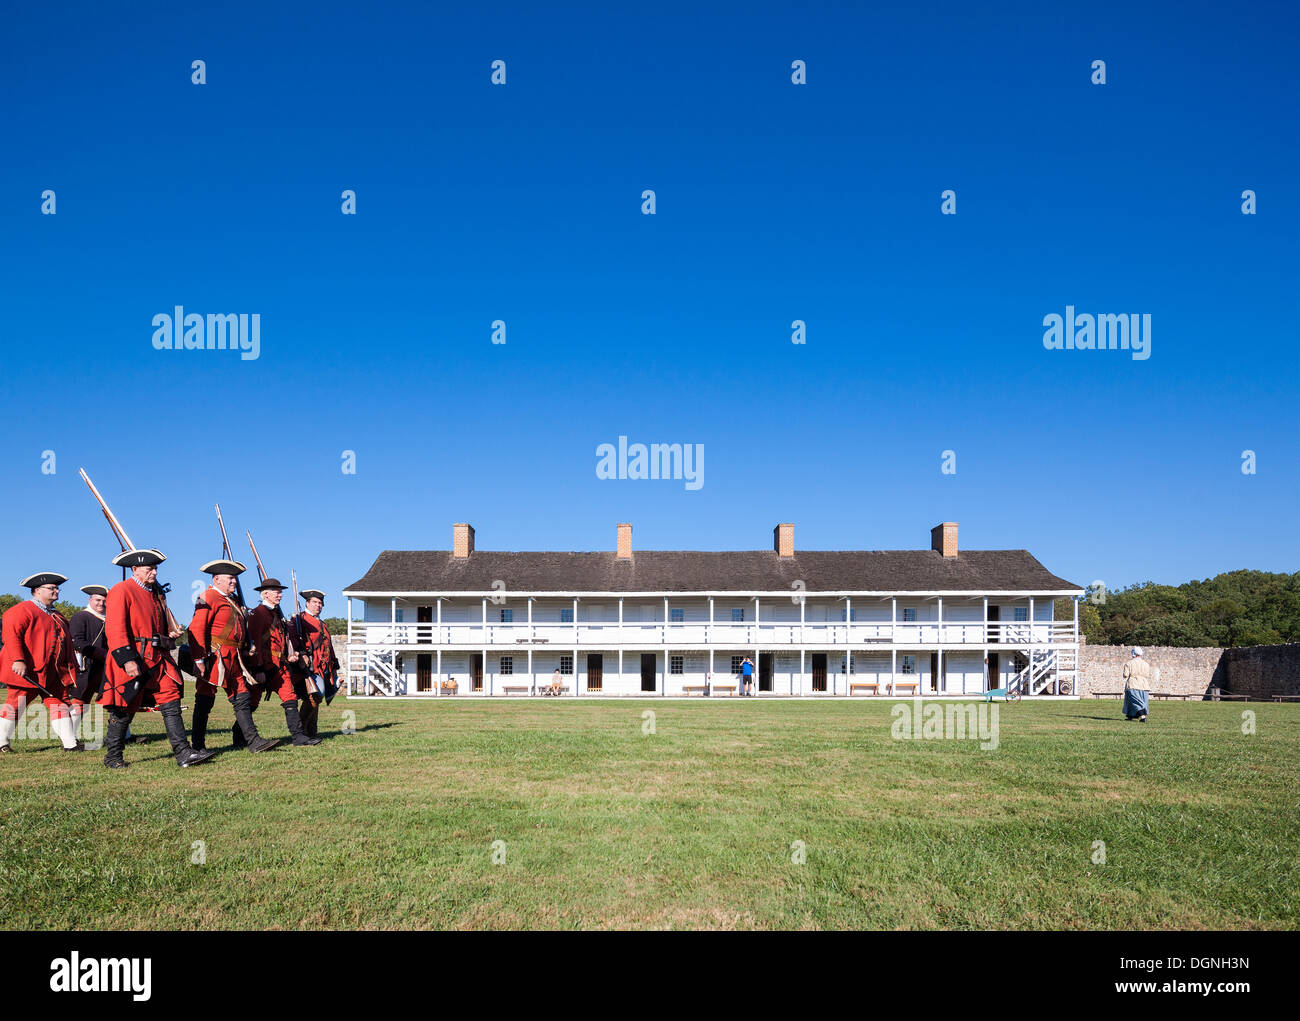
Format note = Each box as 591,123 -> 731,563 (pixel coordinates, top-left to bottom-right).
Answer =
1271,694 -> 1300,702
501,685 -> 530,695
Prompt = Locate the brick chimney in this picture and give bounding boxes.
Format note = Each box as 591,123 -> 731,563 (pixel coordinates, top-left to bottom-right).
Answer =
616,523 -> 633,560
931,522 -> 958,558
774,523 -> 794,557
453,523 -> 475,558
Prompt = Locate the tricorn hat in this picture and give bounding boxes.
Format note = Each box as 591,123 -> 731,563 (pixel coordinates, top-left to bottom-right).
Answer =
300,589 -> 325,602
255,578 -> 287,592
80,584 -> 109,597
201,559 -> 246,577
23,572 -> 68,590
113,548 -> 166,568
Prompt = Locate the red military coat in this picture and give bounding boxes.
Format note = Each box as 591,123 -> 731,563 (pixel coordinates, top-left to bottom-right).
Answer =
0,600 -> 75,696
188,586 -> 251,695
247,603 -> 293,688
289,612 -> 339,678
103,578 -> 184,708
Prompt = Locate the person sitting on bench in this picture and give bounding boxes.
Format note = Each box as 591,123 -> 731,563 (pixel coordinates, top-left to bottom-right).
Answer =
545,668 -> 563,696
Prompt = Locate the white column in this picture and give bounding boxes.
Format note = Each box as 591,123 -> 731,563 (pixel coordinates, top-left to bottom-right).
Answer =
528,648 -> 533,695
937,596 -> 943,645
982,596 -> 988,645
436,648 -> 442,695
663,596 -> 668,646
708,596 -> 714,644
891,648 -> 897,696
938,647 -> 944,695
799,591 -> 805,645
1029,596 -> 1036,644
618,648 -> 623,692
664,649 -> 669,696
347,597 -> 353,696
799,648 -> 805,696
482,647 -> 488,696
573,596 -> 579,646
528,596 -> 533,641
573,647 -> 578,696
755,596 -> 761,694
891,597 -> 897,645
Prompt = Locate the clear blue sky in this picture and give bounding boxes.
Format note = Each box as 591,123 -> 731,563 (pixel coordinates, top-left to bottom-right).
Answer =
2,0 -> 1296,609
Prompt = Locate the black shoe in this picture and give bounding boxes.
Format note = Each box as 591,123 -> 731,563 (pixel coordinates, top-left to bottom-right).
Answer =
191,693 -> 215,751
63,743 -> 86,752
0,744 -> 12,754
160,701 -> 214,768
104,710 -> 130,769
233,692 -> 280,752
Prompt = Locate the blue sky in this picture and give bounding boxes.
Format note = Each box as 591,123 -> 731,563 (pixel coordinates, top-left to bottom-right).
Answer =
1,0 -> 1296,608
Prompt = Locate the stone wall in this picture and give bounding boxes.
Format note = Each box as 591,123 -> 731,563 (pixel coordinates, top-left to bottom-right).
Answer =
1076,640 -> 1227,697
1220,643 -> 1300,699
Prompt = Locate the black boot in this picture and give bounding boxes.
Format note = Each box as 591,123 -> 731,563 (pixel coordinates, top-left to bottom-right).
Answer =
104,709 -> 130,769
192,694 -> 215,751
283,701 -> 321,746
160,702 -> 216,767
233,691 -> 280,753
301,700 -> 320,739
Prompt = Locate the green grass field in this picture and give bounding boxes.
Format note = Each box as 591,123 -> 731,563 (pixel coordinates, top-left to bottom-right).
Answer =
1,696 -> 1296,929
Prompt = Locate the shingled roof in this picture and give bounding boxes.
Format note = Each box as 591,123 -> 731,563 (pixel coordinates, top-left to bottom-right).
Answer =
344,549 -> 1081,594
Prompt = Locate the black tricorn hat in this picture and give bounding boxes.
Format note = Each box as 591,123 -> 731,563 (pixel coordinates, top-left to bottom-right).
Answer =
300,589 -> 325,602
23,572 -> 68,590
201,559 -> 246,577
113,548 -> 166,568
255,578 -> 287,592
80,584 -> 109,597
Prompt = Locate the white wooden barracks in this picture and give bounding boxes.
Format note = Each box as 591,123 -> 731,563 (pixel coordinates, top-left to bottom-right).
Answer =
342,522 -> 1084,698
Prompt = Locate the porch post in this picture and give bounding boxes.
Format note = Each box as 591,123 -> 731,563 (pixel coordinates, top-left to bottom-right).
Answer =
708,596 -> 714,645
573,647 -> 578,696
1029,596 -> 1036,644
799,648 -> 805,697
528,648 -> 533,695
347,597 -> 353,696
891,648 -> 897,697
573,596 -> 579,646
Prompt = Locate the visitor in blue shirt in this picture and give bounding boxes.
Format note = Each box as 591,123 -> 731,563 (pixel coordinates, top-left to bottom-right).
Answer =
740,656 -> 754,696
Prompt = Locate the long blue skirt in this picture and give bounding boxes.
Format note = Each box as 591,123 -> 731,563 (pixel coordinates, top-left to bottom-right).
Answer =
1123,688 -> 1149,719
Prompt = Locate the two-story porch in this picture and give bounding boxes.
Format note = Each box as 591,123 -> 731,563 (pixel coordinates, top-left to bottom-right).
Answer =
342,521 -> 1084,698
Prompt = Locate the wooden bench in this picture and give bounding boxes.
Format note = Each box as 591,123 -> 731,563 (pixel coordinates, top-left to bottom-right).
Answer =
438,680 -> 458,695
681,685 -> 709,696
850,681 -> 884,696
501,685 -> 530,695
892,680 -> 920,696
1271,695 -> 1300,702
539,686 -> 570,696
713,684 -> 738,695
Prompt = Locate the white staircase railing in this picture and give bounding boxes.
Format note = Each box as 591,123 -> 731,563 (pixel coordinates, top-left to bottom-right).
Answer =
347,645 -> 399,696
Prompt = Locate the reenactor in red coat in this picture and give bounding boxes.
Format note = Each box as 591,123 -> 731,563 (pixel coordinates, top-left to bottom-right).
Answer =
101,549 -> 215,770
247,578 -> 319,746
188,560 -> 280,753
288,589 -> 340,740
0,572 -> 82,753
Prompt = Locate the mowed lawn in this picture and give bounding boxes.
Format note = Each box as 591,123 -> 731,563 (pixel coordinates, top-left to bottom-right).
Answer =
1,696 -> 1296,930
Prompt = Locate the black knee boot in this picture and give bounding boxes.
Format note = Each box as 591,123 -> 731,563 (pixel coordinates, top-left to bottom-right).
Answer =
301,700 -> 320,738
283,700 -> 321,746
160,702 -> 216,767
191,694 -> 215,751
104,709 -> 131,769
233,691 -> 280,753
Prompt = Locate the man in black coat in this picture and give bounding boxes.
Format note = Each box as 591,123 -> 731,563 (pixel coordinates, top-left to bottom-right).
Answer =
69,584 -> 110,741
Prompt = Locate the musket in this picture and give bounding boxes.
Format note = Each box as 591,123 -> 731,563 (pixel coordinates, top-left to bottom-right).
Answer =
290,569 -> 323,697
245,530 -> 268,586
80,469 -> 133,580
215,504 -> 246,608
79,469 -> 183,636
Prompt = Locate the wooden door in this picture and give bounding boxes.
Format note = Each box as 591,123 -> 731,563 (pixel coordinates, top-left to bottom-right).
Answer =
986,652 -> 999,690
759,652 -> 773,692
812,653 -> 827,692
417,653 -> 432,692
470,653 -> 483,692
988,605 -> 999,643
640,653 -> 657,693
586,653 -> 603,692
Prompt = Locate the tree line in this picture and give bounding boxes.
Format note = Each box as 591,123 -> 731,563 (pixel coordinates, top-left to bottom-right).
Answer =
1056,570 -> 1300,648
